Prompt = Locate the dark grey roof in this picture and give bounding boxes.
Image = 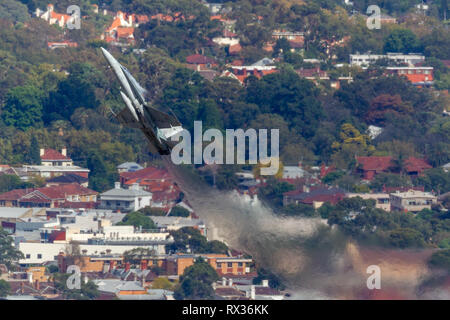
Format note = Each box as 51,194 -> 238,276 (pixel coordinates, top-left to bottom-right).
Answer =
286,187 -> 346,201
46,173 -> 88,184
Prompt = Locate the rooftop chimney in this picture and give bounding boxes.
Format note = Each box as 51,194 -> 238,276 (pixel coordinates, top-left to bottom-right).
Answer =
115,182 -> 121,189
27,272 -> 33,284
131,183 -> 140,191
222,277 -> 226,286
61,147 -> 67,156
262,279 -> 269,287
228,278 -> 233,287
40,148 -> 45,156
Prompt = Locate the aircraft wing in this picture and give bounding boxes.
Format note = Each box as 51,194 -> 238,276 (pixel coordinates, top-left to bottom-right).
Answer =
145,105 -> 181,128
116,107 -> 141,128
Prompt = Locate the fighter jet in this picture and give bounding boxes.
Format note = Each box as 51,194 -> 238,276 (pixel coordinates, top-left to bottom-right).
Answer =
101,47 -> 184,155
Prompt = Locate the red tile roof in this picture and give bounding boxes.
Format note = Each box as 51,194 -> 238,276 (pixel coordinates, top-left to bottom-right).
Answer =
186,54 -> 216,65
50,11 -> 71,23
37,184 -> 97,199
228,43 -> 242,54
41,149 -> 70,161
300,193 -> 345,205
296,68 -> 328,78
116,27 -> 135,39
120,166 -> 172,183
356,156 -> 393,171
0,184 -> 97,202
0,189 -> 30,201
404,157 -> 432,173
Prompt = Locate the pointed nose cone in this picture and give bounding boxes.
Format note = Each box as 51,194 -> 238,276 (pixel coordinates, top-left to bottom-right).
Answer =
101,47 -> 114,65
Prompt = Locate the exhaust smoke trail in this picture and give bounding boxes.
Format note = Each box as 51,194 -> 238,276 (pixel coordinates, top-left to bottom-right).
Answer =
162,158 -> 442,299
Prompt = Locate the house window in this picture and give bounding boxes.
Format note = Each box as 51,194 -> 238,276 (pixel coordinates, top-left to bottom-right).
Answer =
26,254 -> 31,259
227,262 -> 233,268
238,262 -> 243,267
37,254 -> 42,259
216,263 -> 222,268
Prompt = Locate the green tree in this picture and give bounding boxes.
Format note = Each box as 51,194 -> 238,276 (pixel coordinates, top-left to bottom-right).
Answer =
282,203 -> 317,217
53,273 -> 100,300
246,70 -> 323,139
87,152 -> 115,192
273,38 -> 291,56
258,178 -> 295,208
428,249 -> 450,271
27,135 -> 41,165
45,62 -> 105,123
0,174 -> 29,193
174,258 -> 219,300
139,207 -> 167,216
118,212 -> 156,230
383,28 -> 421,54
152,277 -> 175,290
388,228 -> 426,248
2,85 -> 43,130
0,279 -> 10,298
253,268 -> 284,290
0,227 -> 24,269
169,206 -> 190,217
0,0 -> 30,23
167,227 -> 228,254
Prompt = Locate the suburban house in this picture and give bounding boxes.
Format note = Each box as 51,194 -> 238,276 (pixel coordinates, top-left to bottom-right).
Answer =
356,156 -> 393,180
45,173 -> 89,188
226,65 -> 278,84
283,187 -> 346,208
356,156 -> 432,180
389,189 -> 437,212
118,166 -> 180,209
165,254 -> 253,276
102,11 -> 149,45
40,148 -> 72,166
117,162 -> 144,173
47,41 -> 78,49
119,166 -> 172,185
35,4 -> 75,28
403,157 -> 433,176
0,184 -> 98,208
22,147 -> 90,179
385,66 -> 434,86
272,30 -> 304,42
213,29 -> 240,47
124,178 -> 181,209
185,54 -> 218,69
443,162 -> 450,173
100,183 -> 152,212
347,193 -> 391,211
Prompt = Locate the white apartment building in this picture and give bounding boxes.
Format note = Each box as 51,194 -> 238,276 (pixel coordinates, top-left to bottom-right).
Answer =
389,190 -> 437,212
18,241 -> 170,264
350,53 -> 425,67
